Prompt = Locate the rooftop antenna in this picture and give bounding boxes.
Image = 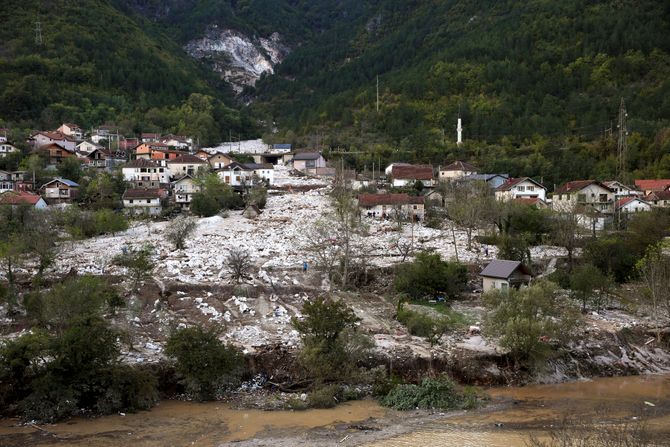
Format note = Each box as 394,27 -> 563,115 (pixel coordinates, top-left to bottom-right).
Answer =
35,20 -> 43,46
456,105 -> 463,146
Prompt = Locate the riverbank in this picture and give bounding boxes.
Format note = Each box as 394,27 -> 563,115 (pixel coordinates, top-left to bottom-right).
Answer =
1,374 -> 668,447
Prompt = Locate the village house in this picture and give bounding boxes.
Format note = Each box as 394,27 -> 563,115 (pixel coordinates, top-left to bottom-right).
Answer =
160,134 -> 192,150
134,143 -> 184,163
552,180 -> 615,214
289,152 -> 327,174
76,140 -> 103,155
91,125 -> 121,144
141,133 -> 161,143
244,163 -> 275,185
0,191 -> 48,209
207,152 -> 237,169
56,123 -> 84,141
32,142 -> 75,165
122,159 -> 171,188
0,142 -> 20,157
643,190 -> 670,208
357,193 -> 425,220
603,181 -> 642,199
463,173 -> 509,189
634,179 -> 670,196
167,154 -> 209,179
480,260 -> 532,293
215,162 -> 254,187
512,197 -> 549,209
40,178 -> 80,205
615,196 -> 652,214
0,170 -> 20,193
388,164 -> 434,188
85,148 -> 126,170
119,138 -> 139,151
495,177 -> 547,202
0,128 -> 8,143
172,175 -> 200,210
122,188 -> 165,216
28,131 -> 77,152
438,161 -> 479,181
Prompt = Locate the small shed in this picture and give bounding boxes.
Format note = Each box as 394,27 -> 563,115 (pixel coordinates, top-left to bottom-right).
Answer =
243,204 -> 262,219
480,260 -> 532,293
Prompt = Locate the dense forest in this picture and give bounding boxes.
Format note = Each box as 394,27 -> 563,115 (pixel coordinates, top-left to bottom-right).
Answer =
0,0 -> 256,145
1,0 -> 669,184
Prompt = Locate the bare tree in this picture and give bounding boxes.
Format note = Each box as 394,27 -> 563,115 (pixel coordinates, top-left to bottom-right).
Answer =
227,248 -> 253,284
305,220 -> 341,290
636,242 -> 670,340
447,180 -> 493,251
165,216 -> 197,250
551,209 -> 580,271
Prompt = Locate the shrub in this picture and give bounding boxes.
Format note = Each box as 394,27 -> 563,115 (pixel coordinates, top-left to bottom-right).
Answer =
396,305 -> 450,345
165,326 -> 244,401
113,245 -> 154,285
394,252 -> 467,300
165,216 -> 197,250
381,375 -> 480,411
307,384 -> 341,408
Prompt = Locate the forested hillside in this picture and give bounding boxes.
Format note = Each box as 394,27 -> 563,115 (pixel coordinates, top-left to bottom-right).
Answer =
0,0 -> 255,145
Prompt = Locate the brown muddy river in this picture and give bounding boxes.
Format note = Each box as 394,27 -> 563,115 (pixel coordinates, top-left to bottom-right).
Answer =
1,374 -> 669,446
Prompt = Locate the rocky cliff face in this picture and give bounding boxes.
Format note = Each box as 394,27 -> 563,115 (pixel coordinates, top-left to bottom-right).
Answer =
185,27 -> 290,94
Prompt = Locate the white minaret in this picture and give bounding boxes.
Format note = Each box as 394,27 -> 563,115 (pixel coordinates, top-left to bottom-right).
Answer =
457,116 -> 463,146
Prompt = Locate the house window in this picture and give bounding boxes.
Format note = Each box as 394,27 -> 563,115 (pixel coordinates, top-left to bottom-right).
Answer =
517,186 -> 525,192
146,199 -> 151,203
599,194 -> 608,202
528,186 -> 535,191
577,193 -> 586,202
129,200 -> 134,204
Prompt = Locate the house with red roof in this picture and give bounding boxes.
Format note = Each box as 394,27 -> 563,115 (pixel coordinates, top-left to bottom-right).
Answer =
0,191 -> 47,209
167,154 -> 209,179
643,190 -> 670,208
56,123 -> 84,141
28,131 -> 77,152
552,180 -> 615,214
388,164 -> 434,188
615,196 -> 651,214
358,193 -> 425,220
438,161 -> 479,181
634,179 -> 670,195
495,177 -> 547,202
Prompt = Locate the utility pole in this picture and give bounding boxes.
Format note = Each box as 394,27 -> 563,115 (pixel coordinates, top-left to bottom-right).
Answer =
616,97 -> 628,182
376,76 -> 379,113
35,21 -> 43,46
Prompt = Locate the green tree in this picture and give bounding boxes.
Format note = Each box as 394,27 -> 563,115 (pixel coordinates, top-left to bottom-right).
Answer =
165,326 -> 244,401
394,251 -> 467,300
570,263 -> 612,313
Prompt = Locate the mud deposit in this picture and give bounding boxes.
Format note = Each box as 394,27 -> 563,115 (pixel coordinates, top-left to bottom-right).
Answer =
1,374 -> 669,446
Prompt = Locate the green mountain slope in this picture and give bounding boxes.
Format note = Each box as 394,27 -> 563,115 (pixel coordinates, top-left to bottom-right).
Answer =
0,0 -> 253,143
254,0 -> 670,147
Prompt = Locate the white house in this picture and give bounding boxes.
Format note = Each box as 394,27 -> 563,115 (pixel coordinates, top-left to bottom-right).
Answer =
29,131 -> 77,152
40,178 -> 80,204
480,260 -> 532,293
603,181 -> 642,199
161,134 -> 192,150
0,143 -> 19,158
389,164 -> 434,188
122,188 -> 164,216
207,152 -> 237,169
438,161 -> 478,181
244,163 -> 274,185
495,177 -> 547,202
122,159 -> 171,187
615,197 -> 652,214
76,140 -> 103,155
56,123 -> 84,141
643,190 -> 670,208
172,175 -> 200,209
357,193 -> 425,220
289,152 -> 327,174
91,126 -> 121,144
167,154 -> 208,179
216,162 -> 254,187
552,180 -> 615,214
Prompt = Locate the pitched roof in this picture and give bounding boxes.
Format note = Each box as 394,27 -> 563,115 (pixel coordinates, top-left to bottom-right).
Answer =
122,188 -> 163,200
553,180 -> 613,194
480,260 -> 531,279
616,197 -> 649,209
243,163 -> 274,170
644,190 -> 670,201
442,160 -> 478,172
167,154 -> 207,164
496,177 -> 545,192
123,158 -> 160,168
293,152 -> 323,161
634,179 -> 670,192
391,165 -> 433,180
219,161 -> 253,171
512,197 -> 545,206
358,193 -> 424,207
0,191 -> 43,205
464,173 -> 508,182
43,178 -> 79,188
